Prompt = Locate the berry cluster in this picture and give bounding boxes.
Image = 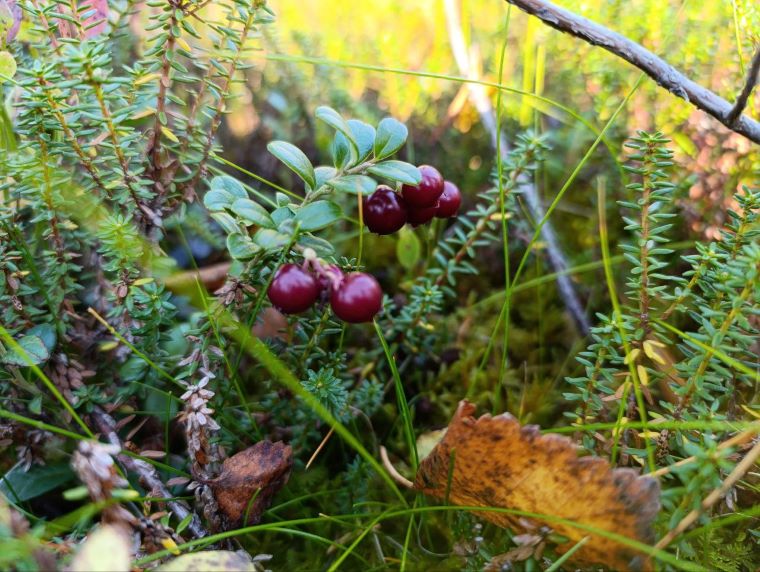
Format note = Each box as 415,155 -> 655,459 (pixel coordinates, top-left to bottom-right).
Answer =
363,165 -> 462,235
267,253 -> 383,323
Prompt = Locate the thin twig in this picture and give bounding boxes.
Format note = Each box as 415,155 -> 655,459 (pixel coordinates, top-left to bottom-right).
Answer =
503,0 -> 760,144
653,437 -> 760,550
443,0 -> 591,334
726,46 -> 760,125
91,408 -> 209,541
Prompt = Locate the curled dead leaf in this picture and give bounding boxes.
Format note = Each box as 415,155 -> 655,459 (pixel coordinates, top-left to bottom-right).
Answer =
414,401 -> 660,571
208,441 -> 292,528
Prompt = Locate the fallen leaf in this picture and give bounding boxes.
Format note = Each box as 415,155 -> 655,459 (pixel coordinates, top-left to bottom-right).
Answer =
414,401 -> 660,571
69,524 -> 131,572
208,441 -> 292,528
156,550 -> 260,572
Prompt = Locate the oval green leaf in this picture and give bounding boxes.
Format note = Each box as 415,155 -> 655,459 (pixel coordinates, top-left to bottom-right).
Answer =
327,175 -> 377,195
226,233 -> 260,260
230,198 -> 274,229
294,200 -> 343,231
396,226 -> 421,270
367,161 -> 421,186
374,117 -> 408,160
267,140 -> 316,190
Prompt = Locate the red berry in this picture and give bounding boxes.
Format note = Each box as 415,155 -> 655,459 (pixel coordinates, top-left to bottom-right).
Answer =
406,202 -> 439,226
330,272 -> 383,323
267,264 -> 319,314
401,165 -> 444,208
363,186 -> 407,235
436,181 -> 462,218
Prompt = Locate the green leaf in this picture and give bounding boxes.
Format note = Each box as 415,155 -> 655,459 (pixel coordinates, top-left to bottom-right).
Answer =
315,106 -> 358,157
157,551 -> 260,572
176,513 -> 193,535
267,140 -> 316,189
252,228 -> 291,250
367,161 -> 421,185
27,324 -> 57,352
348,119 -> 376,162
314,166 -> 338,189
1,335 -> 49,366
295,200 -> 343,231
0,51 -> 16,83
332,133 -> 352,169
271,206 -> 295,226
327,175 -> 377,195
210,212 -> 241,234
226,233 -> 260,260
229,198 -> 274,228
374,117 -> 408,159
396,226 -> 421,270
297,234 -> 335,256
203,189 -> 234,211
0,463 -> 75,503
210,175 -> 247,200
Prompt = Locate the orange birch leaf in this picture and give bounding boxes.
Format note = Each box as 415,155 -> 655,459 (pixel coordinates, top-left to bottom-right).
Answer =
414,401 -> 660,571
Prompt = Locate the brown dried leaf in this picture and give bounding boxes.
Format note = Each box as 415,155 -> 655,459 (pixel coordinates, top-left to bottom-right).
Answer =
414,401 -> 660,571
208,441 -> 292,528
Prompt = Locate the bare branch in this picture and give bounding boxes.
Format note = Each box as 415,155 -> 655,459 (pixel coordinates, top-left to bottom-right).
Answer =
504,0 -> 760,145
444,0 -> 591,334
727,46 -> 760,125
91,408 -> 209,541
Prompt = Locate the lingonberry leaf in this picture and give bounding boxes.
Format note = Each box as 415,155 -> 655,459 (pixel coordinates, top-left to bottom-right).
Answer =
226,233 -> 260,260
1,334 -> 49,366
0,50 -> 16,83
267,140 -> 316,190
315,106 -> 358,158
209,175 -> 247,199
367,160 -> 422,186
414,401 -> 661,571
396,226 -> 421,270
252,228 -> 291,250
294,200 -> 343,231
347,119 -> 376,162
374,117 -> 408,160
327,175 -> 377,195
230,198 -> 275,229
204,189 -> 235,211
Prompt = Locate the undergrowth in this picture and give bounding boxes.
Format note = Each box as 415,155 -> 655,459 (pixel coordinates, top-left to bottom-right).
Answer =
0,1 -> 757,571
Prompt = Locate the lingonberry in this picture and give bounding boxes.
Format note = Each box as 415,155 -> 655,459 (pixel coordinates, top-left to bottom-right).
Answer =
406,202 -> 439,226
363,186 -> 407,235
330,272 -> 383,323
267,264 -> 320,314
436,181 -> 462,218
401,165 -> 444,208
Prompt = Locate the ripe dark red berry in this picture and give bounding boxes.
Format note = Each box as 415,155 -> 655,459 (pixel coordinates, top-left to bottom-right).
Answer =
436,181 -> 462,218
267,264 -> 319,314
330,272 -> 383,323
406,202 -> 439,226
401,165 -> 444,208
363,186 -> 407,235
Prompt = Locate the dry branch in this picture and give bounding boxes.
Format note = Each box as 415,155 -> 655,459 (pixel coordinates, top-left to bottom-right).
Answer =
443,0 -> 591,334
727,46 -> 760,125
91,408 -> 209,541
503,0 -> 760,145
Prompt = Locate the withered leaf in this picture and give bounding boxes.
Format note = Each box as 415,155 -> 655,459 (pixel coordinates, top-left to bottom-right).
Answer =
209,441 -> 292,528
414,401 -> 660,571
